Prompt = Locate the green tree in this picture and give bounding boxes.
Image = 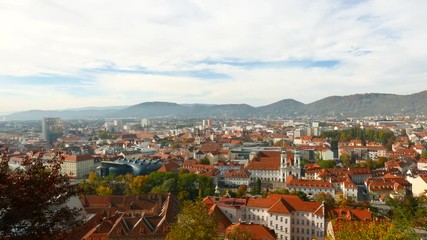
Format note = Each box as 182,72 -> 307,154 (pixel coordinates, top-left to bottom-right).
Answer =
178,173 -> 198,200
0,149 -> 83,239
317,159 -> 336,168
199,157 -> 211,165
98,130 -> 109,140
236,185 -> 248,198
290,190 -> 309,201
197,175 -> 214,199
251,178 -> 262,195
269,189 -> 290,195
165,201 -> 218,240
314,192 -> 336,207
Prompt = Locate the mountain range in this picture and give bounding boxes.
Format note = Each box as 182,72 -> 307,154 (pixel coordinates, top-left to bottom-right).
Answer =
4,91 -> 427,120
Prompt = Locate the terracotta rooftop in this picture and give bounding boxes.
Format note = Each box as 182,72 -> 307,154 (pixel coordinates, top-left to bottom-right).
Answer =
224,170 -> 250,179
286,175 -> 333,188
327,207 -> 373,221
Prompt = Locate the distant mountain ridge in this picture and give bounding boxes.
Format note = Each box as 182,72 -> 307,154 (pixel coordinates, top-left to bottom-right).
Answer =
5,91 -> 427,120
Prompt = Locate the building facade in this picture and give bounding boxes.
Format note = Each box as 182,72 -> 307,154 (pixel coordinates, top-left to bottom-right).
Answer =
204,194 -> 326,240
42,117 -> 65,143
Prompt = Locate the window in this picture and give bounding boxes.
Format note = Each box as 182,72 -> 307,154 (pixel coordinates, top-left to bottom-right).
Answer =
301,220 -> 304,225
281,226 -> 283,231
285,218 -> 288,224
297,220 -> 299,225
281,217 -> 283,222
276,224 -> 278,230
285,228 -> 288,233
302,228 -> 304,234
276,215 -> 278,220
270,221 -> 273,226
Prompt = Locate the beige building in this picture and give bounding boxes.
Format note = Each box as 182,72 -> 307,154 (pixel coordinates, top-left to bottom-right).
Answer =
406,175 -> 427,197
61,154 -> 97,178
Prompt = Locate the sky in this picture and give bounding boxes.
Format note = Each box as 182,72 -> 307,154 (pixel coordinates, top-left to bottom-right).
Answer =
0,0 -> 426,113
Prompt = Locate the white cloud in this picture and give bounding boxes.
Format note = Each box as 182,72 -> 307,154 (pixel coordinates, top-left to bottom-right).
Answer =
0,0 -> 426,112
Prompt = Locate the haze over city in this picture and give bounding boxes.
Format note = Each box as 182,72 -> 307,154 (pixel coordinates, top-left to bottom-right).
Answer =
1,1 -> 426,113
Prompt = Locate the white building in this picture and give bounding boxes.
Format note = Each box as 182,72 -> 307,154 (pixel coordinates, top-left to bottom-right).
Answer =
223,170 -> 250,187
285,175 -> 335,198
61,154 -> 98,178
204,194 -> 326,240
418,158 -> 427,171
406,175 -> 427,197
245,150 -> 302,183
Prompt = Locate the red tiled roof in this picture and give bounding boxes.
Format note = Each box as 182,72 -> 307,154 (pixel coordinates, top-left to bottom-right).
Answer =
209,204 -> 232,233
286,175 -> 333,188
63,154 -> 93,162
247,194 -> 324,215
327,207 -> 373,221
224,170 -> 250,179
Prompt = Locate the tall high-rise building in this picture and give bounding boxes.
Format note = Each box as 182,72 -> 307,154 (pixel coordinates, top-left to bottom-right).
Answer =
141,118 -> 149,128
42,117 -> 65,142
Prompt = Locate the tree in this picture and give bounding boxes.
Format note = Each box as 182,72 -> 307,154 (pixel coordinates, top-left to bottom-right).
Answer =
236,185 -> 248,198
251,178 -> 262,195
340,152 -> 351,168
165,201 -> 218,240
98,130 -> 109,140
226,226 -> 254,240
96,184 -> 113,196
290,190 -> 309,201
387,196 -> 427,231
269,189 -> 290,195
0,148 -> 83,239
328,220 -> 418,240
317,159 -> 336,169
376,157 -> 389,168
337,195 -> 356,207
199,157 -> 210,165
314,192 -> 336,207
127,175 -> 149,195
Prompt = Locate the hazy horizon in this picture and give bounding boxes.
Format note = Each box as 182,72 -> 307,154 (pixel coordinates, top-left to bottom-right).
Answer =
1,1 -> 426,112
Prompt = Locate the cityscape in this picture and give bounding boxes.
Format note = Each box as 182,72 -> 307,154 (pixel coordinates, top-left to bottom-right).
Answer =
1,1 -> 427,240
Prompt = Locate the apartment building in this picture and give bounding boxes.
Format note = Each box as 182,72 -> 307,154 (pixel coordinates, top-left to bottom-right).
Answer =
204,194 -> 326,240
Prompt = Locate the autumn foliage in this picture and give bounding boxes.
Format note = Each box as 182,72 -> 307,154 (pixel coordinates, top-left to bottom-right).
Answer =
0,148 -> 82,239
